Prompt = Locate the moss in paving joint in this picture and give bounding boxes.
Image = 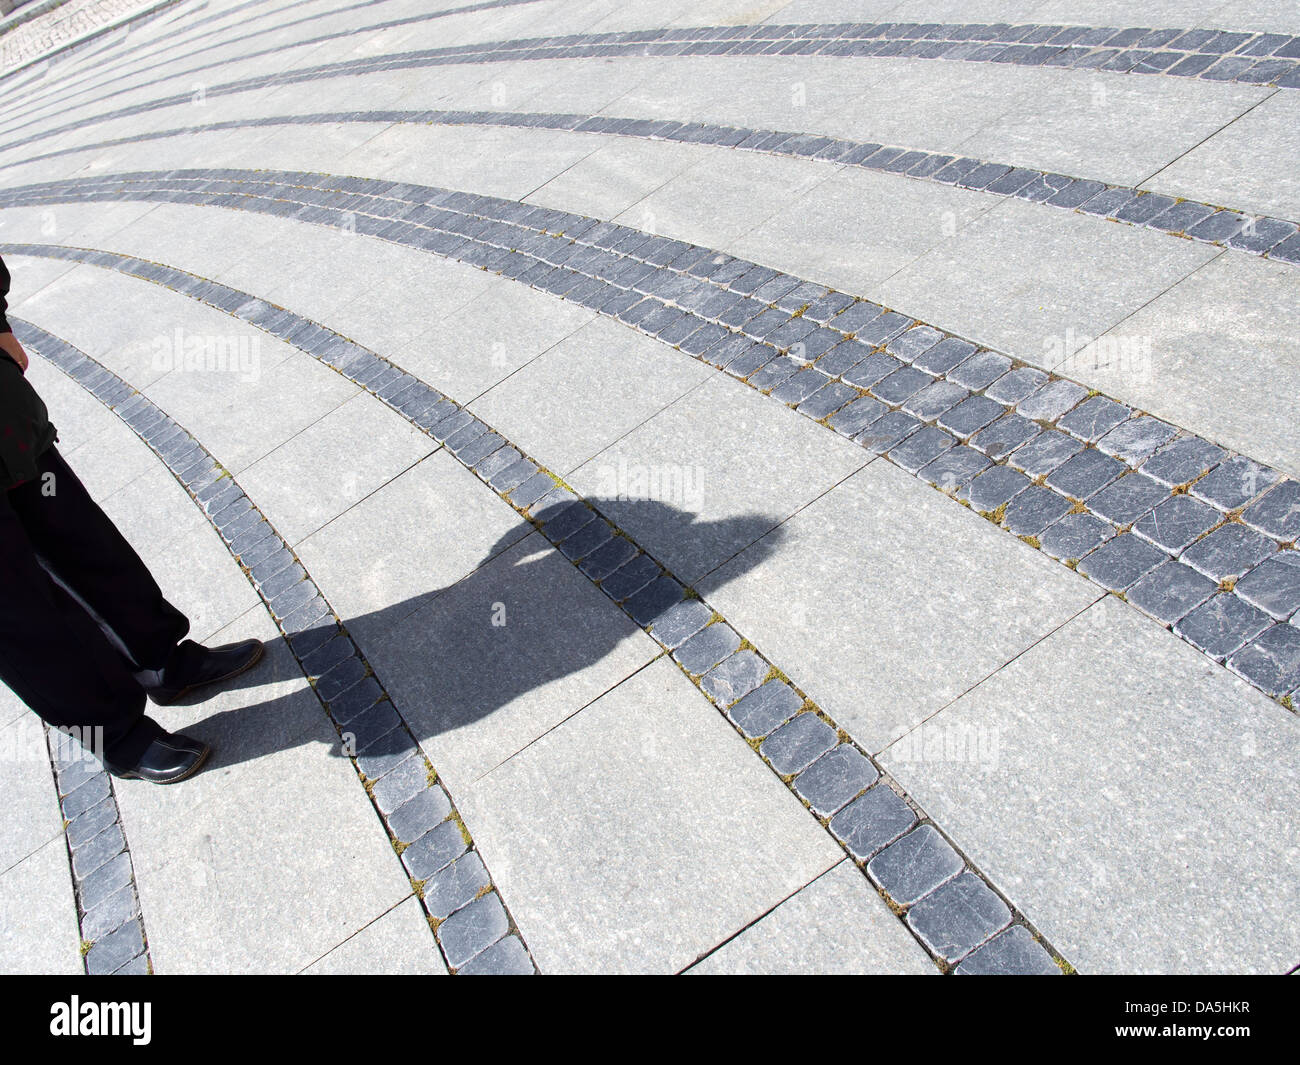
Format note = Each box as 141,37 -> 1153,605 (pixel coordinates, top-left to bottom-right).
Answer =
737,637 -> 756,652
1069,500 -> 1087,514
1064,558 -> 1079,570
451,813 -> 473,847
1057,957 -> 1078,975
474,884 -> 494,902
988,502 -> 1009,524
763,663 -> 791,685
393,839 -> 409,856
79,940 -> 92,957
1281,695 -> 1294,712
425,763 -> 438,788
1019,534 -> 1040,549
410,877 -> 426,897
1218,577 -> 1237,592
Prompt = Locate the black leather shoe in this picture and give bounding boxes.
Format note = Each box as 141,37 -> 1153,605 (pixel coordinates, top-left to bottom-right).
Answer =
145,638 -> 266,706
106,732 -> 210,785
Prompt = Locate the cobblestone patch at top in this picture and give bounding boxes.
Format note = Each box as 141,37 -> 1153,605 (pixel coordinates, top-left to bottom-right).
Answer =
0,0 -> 175,74
3,167 -> 1298,706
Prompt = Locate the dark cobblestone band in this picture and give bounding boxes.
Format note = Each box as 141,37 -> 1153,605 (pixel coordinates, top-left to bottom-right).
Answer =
11,109 -> 1297,266
3,19 -> 1300,160
11,315 -> 539,976
12,252 -> 1071,975
43,724 -> 151,974
4,170 -> 1297,705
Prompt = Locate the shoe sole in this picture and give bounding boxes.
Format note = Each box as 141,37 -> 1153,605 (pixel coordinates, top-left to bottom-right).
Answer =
149,641 -> 267,706
109,742 -> 211,785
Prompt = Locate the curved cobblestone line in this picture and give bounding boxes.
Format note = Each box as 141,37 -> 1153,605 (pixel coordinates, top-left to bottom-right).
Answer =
10,314 -> 539,976
4,170 -> 1297,703
12,250 -> 1073,974
0,0 -> 544,124
4,18 -> 1300,156
42,723 -> 152,974
11,109 -> 1299,265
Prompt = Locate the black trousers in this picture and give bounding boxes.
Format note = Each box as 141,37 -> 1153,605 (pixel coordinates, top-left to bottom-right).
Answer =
0,446 -> 200,765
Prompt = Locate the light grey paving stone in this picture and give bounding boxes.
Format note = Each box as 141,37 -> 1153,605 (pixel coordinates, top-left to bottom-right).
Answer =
687,861 -> 935,975
1227,624 -> 1300,698
1039,513 -> 1116,561
726,680 -> 803,739
457,657 -> 841,974
1235,551 -> 1300,620
958,465 -> 1030,513
956,926 -> 1060,975
906,872 -> 1011,963
793,745 -> 878,817
458,935 -> 535,975
867,825 -> 964,907
438,891 -> 510,969
304,897 -> 448,975
702,462 -> 1094,753
1182,523 -> 1277,581
1088,472 -> 1169,526
761,713 -> 838,776
1175,593 -> 1273,661
0,838 -> 81,974
1077,533 -> 1170,591
828,785 -> 918,862
674,622 -> 741,675
700,650 -> 769,706
1126,561 -> 1218,625
881,597 -> 1300,974
1191,457 -> 1278,511
1133,495 -> 1222,553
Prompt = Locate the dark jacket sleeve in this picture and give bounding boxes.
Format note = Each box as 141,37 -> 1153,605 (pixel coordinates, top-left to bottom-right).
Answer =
0,253 -> 10,335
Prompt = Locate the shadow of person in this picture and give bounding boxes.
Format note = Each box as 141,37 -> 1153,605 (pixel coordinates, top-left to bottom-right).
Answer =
181,497 -> 787,776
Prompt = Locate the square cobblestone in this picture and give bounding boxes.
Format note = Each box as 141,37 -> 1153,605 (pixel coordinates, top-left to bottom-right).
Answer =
1235,551 -> 1300,620
1133,495 -> 1222,553
761,712 -> 838,776
1126,560 -> 1218,625
913,337 -> 977,375
986,366 -> 1048,404
958,465 -> 1031,512
793,745 -> 878,816
918,446 -> 991,492
906,872 -> 1011,963
1007,430 -> 1083,476
1141,436 -> 1227,487
1017,379 -> 1088,421
1045,448 -> 1126,500
700,650 -> 770,706
1087,472 -> 1169,526
1003,486 -> 1075,537
903,380 -> 970,420
947,350 -> 1011,390
1181,523 -> 1277,581
871,366 -> 935,405
1174,592 -> 1273,660
1227,624 -> 1300,697
828,785 -> 918,861
827,395 -> 888,437
439,891 -> 510,969
969,412 -> 1040,459
856,411 -> 924,453
889,425 -> 955,473
388,787 -> 453,845
423,851 -> 491,920
956,925 -> 1059,975
726,679 -> 803,738
1039,512 -> 1116,561
1190,456 -> 1279,510
1058,397 -> 1132,442
674,622 -> 742,675
938,395 -> 1005,438
649,598 -> 714,649
1242,480 -> 1300,541
866,824 -> 964,907
1076,533 -> 1170,590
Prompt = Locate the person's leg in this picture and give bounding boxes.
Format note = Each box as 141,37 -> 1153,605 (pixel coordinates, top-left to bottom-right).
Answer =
6,446 -> 204,678
0,483 -> 163,767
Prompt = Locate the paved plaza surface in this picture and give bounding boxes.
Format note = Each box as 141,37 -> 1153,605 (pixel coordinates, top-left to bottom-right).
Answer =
0,0 -> 1298,975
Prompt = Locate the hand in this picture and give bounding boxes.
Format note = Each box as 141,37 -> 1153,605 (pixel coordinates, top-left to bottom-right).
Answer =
0,332 -> 29,373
